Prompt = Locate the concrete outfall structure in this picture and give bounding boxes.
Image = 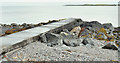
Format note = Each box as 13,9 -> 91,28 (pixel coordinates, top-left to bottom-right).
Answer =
0,18 -> 84,61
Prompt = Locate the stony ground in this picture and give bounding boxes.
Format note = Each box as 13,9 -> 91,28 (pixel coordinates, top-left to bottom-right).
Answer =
5,41 -> 118,61
1,19 -> 119,61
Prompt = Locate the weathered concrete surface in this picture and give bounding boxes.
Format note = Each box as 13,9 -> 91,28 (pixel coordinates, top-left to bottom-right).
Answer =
0,18 -> 83,55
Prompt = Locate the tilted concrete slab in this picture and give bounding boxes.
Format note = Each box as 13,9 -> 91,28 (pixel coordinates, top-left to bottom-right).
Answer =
0,18 -> 83,55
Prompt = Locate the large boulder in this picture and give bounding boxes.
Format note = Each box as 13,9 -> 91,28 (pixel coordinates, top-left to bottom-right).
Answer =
80,21 -> 103,31
79,21 -> 103,38
62,32 -> 81,47
63,38 -> 81,47
40,33 -> 63,47
102,42 -> 118,50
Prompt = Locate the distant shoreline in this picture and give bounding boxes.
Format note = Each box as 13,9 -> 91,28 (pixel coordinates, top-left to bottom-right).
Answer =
64,4 -> 117,6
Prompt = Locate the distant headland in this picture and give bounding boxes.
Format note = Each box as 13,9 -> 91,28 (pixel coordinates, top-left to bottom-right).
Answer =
64,4 -> 117,6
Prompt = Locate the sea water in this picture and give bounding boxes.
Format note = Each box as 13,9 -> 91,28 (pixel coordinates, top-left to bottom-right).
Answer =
0,2 -> 118,27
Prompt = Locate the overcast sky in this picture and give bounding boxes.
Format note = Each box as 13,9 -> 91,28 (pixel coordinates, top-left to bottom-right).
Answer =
0,0 -> 119,3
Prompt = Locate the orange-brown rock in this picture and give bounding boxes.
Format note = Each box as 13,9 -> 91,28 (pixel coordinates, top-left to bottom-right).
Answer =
5,29 -> 17,34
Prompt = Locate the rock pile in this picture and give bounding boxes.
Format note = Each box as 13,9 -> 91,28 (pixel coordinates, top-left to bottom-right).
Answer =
38,20 -> 119,51
69,22 -> 119,50
1,19 -> 119,61
40,33 -> 63,47
0,19 -> 62,37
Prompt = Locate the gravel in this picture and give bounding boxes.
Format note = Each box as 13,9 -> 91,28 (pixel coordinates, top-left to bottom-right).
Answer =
5,41 -> 118,61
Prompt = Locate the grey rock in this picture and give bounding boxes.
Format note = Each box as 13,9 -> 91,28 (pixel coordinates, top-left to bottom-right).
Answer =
85,26 -> 95,32
40,33 -> 47,43
22,23 -> 28,28
82,38 -> 89,45
79,27 -> 96,38
118,48 -> 120,61
63,38 -> 81,47
102,42 -> 118,50
60,31 -> 78,39
92,32 -> 97,38
80,21 -> 103,31
40,33 -> 63,47
103,23 -> 114,32
11,23 -> 18,26
62,35 -> 81,47
27,24 -> 35,28
82,38 -> 94,46
63,29 -> 70,33
97,32 -> 107,39
11,23 -> 20,29
80,29 -> 90,36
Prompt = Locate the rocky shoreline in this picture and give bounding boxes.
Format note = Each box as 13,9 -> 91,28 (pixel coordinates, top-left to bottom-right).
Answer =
0,18 -> 120,61
0,19 -> 65,37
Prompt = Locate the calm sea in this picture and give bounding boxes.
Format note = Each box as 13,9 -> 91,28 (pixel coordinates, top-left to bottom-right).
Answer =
0,2 -> 118,27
